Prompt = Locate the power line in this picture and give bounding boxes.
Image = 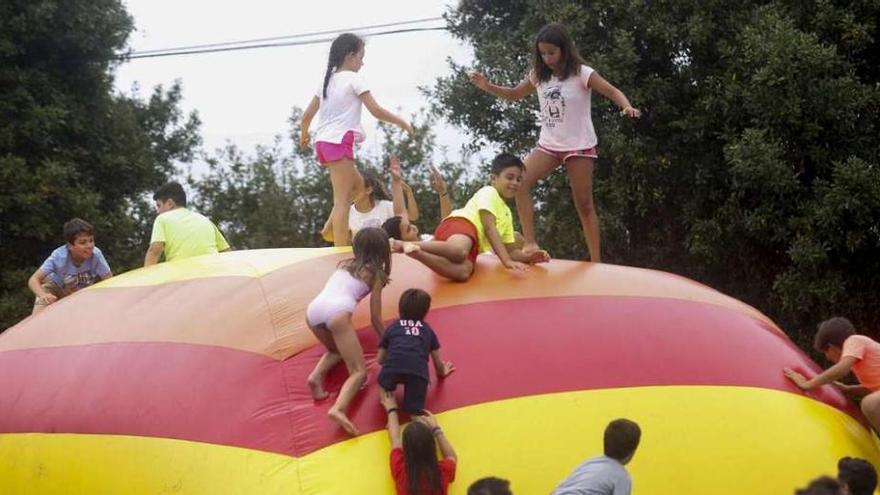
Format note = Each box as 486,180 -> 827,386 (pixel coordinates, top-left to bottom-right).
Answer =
121,17 -> 447,60
122,26 -> 447,60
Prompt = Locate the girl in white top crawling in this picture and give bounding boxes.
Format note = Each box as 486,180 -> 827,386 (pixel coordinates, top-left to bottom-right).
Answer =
300,33 -> 414,247
469,23 -> 641,263
305,227 -> 391,436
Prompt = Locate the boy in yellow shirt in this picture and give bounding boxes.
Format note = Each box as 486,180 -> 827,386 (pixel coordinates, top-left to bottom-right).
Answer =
393,153 -> 549,281
144,182 -> 230,266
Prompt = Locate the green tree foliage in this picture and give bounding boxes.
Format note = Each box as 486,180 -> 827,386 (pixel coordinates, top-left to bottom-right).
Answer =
189,109 -> 481,251
431,0 -> 880,340
0,0 -> 200,330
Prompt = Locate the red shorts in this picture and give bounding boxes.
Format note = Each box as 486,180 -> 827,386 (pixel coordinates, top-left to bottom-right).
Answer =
433,217 -> 479,268
534,144 -> 598,162
315,131 -> 355,164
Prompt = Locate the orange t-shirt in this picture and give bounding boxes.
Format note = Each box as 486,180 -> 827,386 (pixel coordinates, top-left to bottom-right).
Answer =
842,335 -> 880,391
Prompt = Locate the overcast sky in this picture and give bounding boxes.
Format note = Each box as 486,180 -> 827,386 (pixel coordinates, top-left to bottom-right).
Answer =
114,0 -> 474,164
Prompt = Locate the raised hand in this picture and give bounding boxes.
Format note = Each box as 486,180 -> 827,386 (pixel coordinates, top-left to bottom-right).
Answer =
429,164 -> 447,195
390,155 -> 402,182
469,71 -> 490,91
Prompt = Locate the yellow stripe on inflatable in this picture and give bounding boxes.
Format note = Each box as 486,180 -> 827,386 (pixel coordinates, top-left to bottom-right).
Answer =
3,387 -> 877,494
0,432 -> 298,494
303,386 -> 879,494
88,247 -> 348,289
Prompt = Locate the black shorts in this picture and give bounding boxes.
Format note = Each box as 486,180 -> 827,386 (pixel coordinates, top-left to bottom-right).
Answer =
377,370 -> 429,415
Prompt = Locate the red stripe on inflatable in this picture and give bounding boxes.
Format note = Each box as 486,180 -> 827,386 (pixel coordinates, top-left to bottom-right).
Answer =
0,297 -> 854,457
0,343 -> 296,455
285,296 -> 859,454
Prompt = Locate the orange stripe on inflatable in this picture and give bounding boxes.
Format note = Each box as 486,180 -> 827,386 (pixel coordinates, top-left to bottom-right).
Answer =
1,253 -> 780,358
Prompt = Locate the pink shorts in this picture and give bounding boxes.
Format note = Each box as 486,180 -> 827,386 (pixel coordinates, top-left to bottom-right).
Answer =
315,131 -> 355,164
534,144 -> 598,162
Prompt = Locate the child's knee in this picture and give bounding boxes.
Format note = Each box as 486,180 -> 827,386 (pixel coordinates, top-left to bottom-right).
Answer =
862,394 -> 880,415
574,194 -> 596,216
451,266 -> 472,283
349,368 -> 367,385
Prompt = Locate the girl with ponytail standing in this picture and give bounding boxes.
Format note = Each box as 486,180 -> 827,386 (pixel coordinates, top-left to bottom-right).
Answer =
300,33 -> 414,247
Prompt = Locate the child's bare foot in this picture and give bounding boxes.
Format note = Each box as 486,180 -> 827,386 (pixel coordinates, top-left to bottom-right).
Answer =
308,375 -> 329,401
527,249 -> 551,264
390,239 -> 420,254
328,409 -> 359,436
521,241 -> 541,255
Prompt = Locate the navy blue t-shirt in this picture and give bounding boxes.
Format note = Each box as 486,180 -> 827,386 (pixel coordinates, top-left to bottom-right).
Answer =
379,319 -> 440,381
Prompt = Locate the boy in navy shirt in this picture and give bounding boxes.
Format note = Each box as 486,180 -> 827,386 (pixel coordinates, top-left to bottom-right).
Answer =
377,288 -> 455,415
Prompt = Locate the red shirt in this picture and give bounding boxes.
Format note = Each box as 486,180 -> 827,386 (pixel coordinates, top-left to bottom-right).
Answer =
390,447 -> 456,495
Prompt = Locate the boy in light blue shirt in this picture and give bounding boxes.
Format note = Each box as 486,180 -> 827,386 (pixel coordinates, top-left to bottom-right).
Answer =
28,218 -> 112,315
552,419 -> 641,495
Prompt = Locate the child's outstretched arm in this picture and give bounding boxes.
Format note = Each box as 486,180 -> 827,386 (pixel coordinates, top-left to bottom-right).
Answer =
469,72 -> 534,101
479,211 -> 528,271
783,357 -> 858,391
389,156 -> 408,219
507,244 -> 551,265
299,96 -> 320,149
380,390 -> 402,448
417,411 -> 457,462
359,93 -> 414,136
429,164 -> 452,219
402,181 -> 420,222
587,73 -> 641,118
27,269 -> 57,305
430,350 -> 455,378
369,277 -> 385,337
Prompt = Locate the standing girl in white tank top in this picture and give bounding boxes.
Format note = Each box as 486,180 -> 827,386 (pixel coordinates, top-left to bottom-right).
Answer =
305,227 -> 392,436
300,33 -> 414,247
469,23 -> 641,263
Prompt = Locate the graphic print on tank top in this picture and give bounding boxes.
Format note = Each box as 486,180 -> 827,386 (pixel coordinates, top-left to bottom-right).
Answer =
541,85 -> 565,128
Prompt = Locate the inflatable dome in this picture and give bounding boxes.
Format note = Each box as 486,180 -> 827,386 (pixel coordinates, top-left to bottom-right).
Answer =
1,249 -> 877,494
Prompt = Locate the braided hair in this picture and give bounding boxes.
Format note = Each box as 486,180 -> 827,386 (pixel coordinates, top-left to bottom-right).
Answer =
323,33 -> 365,98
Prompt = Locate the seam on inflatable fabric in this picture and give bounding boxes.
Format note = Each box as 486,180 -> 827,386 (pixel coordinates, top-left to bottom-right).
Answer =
252,267 -> 302,462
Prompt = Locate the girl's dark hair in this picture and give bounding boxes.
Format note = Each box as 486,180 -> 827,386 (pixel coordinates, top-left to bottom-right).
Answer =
532,23 -> 586,83
381,215 -> 404,240
402,421 -> 442,495
323,33 -> 364,98
362,171 -> 391,203
339,227 -> 391,286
